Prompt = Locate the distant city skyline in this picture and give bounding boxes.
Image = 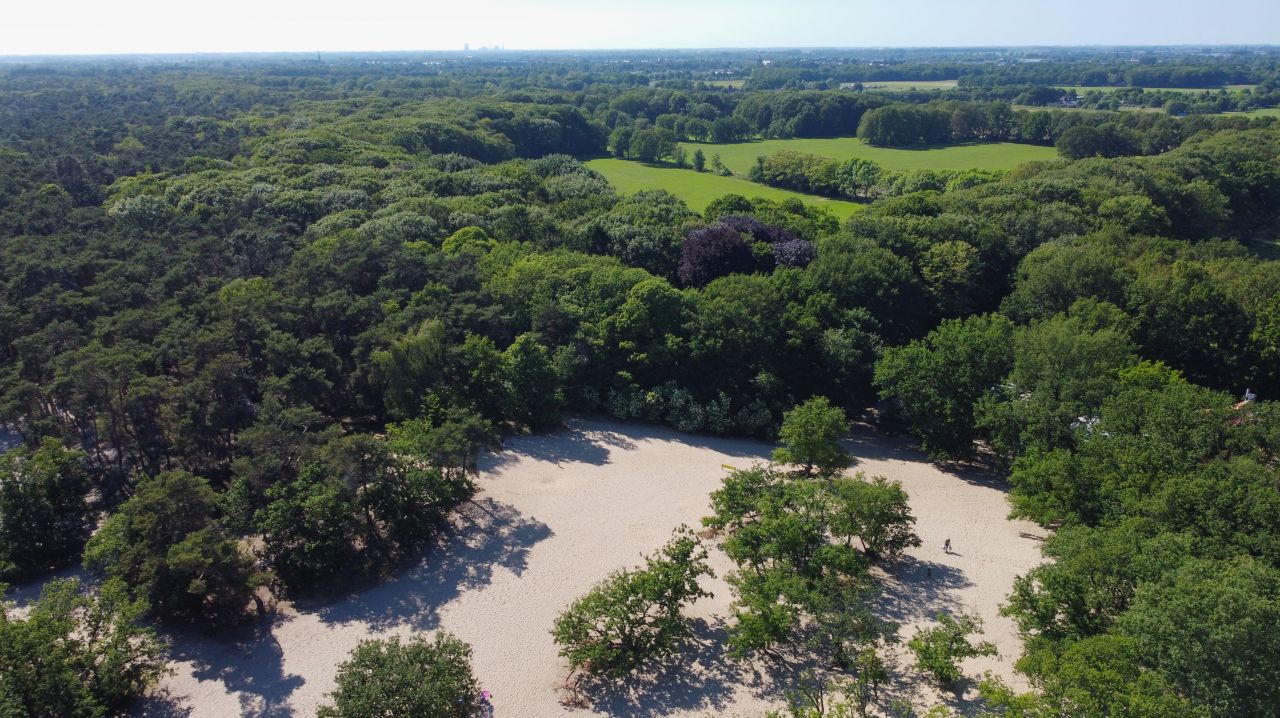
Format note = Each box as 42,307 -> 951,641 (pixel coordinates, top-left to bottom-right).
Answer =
4,0 -> 1278,56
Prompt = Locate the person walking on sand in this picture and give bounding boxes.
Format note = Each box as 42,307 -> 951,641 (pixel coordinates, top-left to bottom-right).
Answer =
943,538 -> 951,554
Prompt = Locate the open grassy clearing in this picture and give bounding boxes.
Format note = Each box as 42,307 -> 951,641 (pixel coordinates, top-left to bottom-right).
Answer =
679,136 -> 1060,175
128,418 -> 1043,718
862,79 -> 959,91
1061,84 -> 1257,94
1217,107 -> 1280,117
586,157 -> 864,219
702,78 -> 745,88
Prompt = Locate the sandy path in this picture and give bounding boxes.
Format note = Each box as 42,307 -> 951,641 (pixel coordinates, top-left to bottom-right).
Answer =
124,418 -> 1043,717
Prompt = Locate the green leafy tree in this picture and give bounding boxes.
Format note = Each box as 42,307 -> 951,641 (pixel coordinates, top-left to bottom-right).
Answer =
875,314 -> 1015,460
0,578 -> 168,718
692,148 -> 706,172
503,333 -> 565,431
828,474 -> 921,560
980,635 -> 1195,718
0,439 -> 91,580
908,612 -> 996,685
772,396 -> 851,476
83,471 -> 256,625
1118,557 -> 1280,718
835,158 -> 885,198
255,463 -> 359,591
317,633 -> 480,718
552,527 -> 712,679
706,469 -> 890,665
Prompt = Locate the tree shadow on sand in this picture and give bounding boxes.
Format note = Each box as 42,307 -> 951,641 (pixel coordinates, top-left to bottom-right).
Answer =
873,556 -> 973,626
480,424 -> 633,471
481,416 -> 772,474
142,615 -> 305,718
575,617 -> 799,718
133,688 -> 195,717
308,497 -> 552,631
841,425 -> 1010,492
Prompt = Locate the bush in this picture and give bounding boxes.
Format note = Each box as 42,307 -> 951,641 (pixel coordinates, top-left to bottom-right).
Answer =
908,612 -> 996,684
318,633 -> 480,718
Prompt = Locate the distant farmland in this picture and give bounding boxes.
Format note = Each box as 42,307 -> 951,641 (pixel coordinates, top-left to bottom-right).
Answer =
1061,84 -> 1258,94
680,137 -> 1060,175
861,79 -> 959,91
585,158 -> 864,219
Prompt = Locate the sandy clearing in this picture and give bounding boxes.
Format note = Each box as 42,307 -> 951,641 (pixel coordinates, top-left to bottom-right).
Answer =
120,418 -> 1044,718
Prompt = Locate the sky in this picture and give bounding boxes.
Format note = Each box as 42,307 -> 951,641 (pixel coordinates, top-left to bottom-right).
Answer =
3,0 -> 1278,56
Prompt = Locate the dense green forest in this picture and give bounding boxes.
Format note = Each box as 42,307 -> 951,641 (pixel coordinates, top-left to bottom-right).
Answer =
2,49 -> 1280,717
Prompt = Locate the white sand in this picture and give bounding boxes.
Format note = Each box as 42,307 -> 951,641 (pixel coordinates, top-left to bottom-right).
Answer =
130,418 -> 1044,717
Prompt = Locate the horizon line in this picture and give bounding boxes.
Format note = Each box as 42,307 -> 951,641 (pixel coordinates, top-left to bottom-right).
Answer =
3,43 -> 1279,60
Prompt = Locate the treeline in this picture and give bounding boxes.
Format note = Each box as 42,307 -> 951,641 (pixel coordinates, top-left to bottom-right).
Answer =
855,100 -> 1272,149
748,56 -> 1275,90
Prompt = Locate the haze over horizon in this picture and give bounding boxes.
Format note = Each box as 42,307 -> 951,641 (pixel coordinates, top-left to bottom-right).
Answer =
5,0 -> 1279,56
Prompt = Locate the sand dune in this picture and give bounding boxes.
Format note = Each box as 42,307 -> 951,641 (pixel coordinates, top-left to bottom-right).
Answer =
128,418 -> 1044,717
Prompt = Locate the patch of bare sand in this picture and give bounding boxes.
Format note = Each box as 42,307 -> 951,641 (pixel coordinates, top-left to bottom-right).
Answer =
132,418 -> 1044,717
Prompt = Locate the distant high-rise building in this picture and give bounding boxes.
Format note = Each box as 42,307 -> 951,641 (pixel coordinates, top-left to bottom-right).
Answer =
464,43 -> 469,52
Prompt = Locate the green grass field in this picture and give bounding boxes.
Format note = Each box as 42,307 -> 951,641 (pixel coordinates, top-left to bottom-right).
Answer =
1062,84 -> 1257,94
585,158 -> 864,219
1223,107 -> 1280,117
680,137 -> 1059,175
861,80 -> 959,91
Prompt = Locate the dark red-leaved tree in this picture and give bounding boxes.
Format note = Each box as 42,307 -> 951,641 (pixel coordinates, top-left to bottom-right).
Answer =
773,238 -> 816,268
678,225 -> 755,287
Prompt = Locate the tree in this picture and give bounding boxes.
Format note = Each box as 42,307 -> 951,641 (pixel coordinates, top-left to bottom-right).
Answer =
503,333 -> 565,431
1118,557 -> 1280,718
980,635 -> 1195,718
317,633 -> 480,718
552,527 -> 712,679
908,611 -> 996,685
835,158 -> 884,198
677,224 -> 755,287
255,463 -> 359,591
692,148 -> 706,172
874,314 -> 1015,460
0,578 -> 168,718
772,396 -> 851,476
372,319 -> 446,421
976,303 -> 1137,459
706,469 -> 889,665
827,474 -> 921,560
83,471 -> 257,625
710,153 -> 728,175
0,439 -> 91,580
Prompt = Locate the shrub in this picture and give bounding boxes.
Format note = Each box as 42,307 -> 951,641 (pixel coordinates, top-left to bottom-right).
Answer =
908,612 -> 996,684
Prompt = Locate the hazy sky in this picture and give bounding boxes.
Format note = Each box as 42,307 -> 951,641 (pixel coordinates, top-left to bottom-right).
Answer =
4,0 -> 1278,55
